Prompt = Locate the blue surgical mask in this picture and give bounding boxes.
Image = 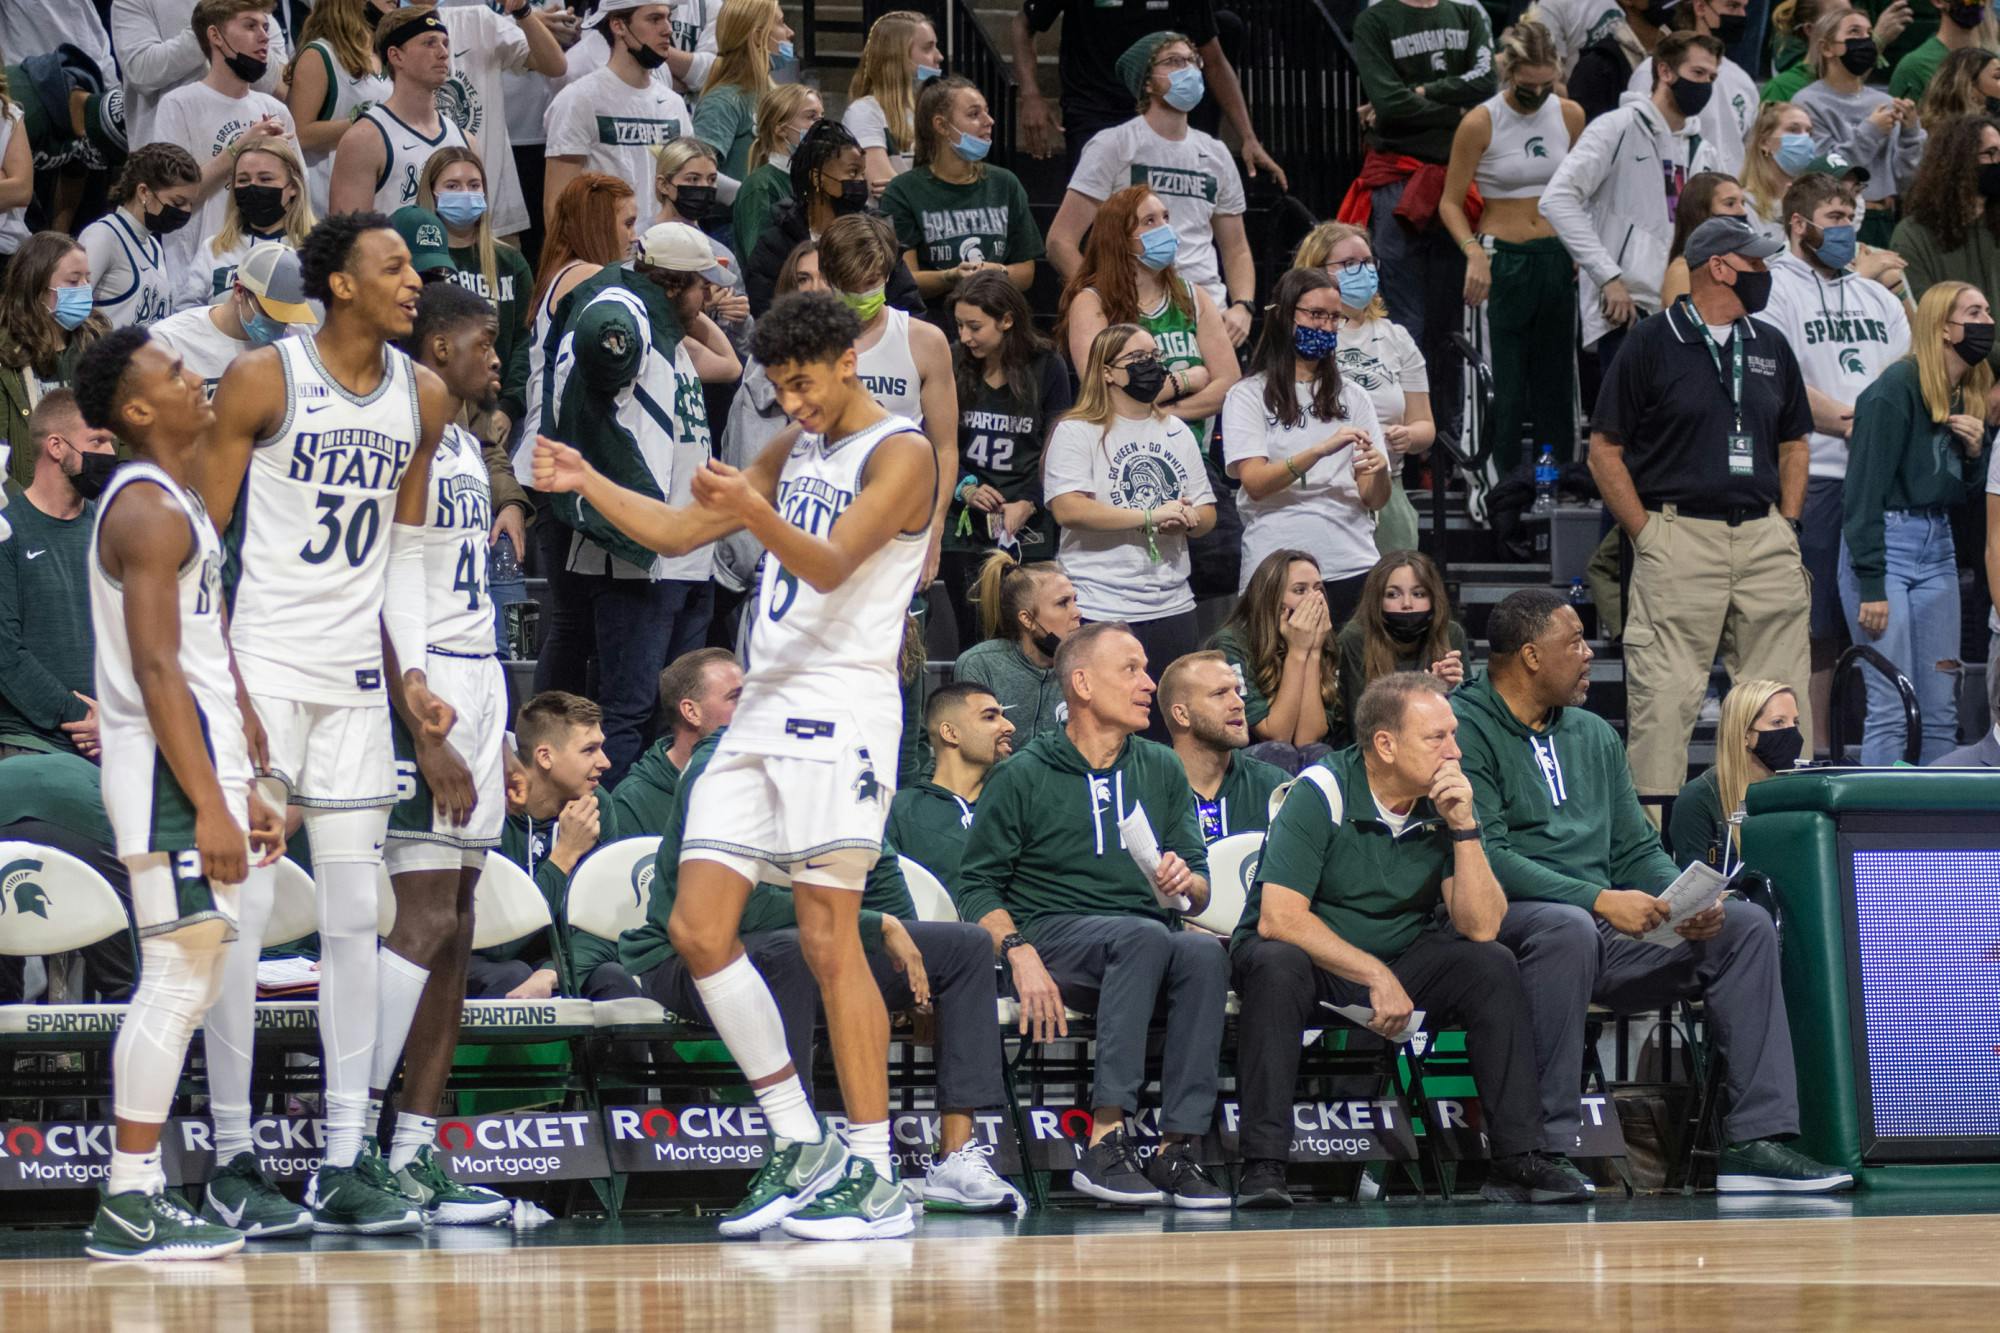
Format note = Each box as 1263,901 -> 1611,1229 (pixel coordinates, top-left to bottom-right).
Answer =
1775,131 -> 1816,175
1293,324 -> 1340,360
1335,262 -> 1379,310
1137,223 -> 1178,271
916,63 -> 942,83
1813,222 -> 1857,271
1164,66 -> 1205,112
771,40 -> 794,73
435,191 -> 487,229
51,287 -> 93,331
240,296 -> 285,347
954,129 -> 991,162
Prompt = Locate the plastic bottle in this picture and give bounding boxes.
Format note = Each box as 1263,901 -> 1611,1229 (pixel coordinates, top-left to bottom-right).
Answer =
1532,445 -> 1557,516
1569,576 -> 1587,605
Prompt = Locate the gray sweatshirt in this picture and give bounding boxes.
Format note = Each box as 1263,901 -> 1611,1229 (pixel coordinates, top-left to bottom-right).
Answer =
1792,79 -> 1926,200
953,639 -> 1067,742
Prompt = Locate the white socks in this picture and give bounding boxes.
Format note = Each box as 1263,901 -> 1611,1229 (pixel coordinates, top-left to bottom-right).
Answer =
847,1120 -> 892,1177
693,954 -> 820,1143
316,859 -> 382,1169
108,1148 -> 164,1196
388,1113 -> 436,1174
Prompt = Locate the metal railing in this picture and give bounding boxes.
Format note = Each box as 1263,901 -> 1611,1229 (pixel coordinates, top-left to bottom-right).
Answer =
1828,644 -> 1924,765
805,1 -> 945,69
947,0 -> 1018,168
1223,0 -> 1367,224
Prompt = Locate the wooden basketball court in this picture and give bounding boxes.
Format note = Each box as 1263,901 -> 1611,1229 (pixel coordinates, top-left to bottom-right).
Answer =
4,1202 -> 1998,1328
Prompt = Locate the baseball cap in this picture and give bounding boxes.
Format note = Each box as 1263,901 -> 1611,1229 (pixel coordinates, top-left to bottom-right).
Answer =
390,206 -> 457,277
638,222 -> 733,285
591,0 -> 666,29
1800,150 -> 1871,186
1684,216 -> 1786,267
232,242 -> 315,325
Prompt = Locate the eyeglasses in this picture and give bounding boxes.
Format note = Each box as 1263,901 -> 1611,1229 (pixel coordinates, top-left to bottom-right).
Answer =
1153,53 -> 1204,72
1326,259 -> 1376,277
1294,307 -> 1343,328
1113,352 -> 1161,368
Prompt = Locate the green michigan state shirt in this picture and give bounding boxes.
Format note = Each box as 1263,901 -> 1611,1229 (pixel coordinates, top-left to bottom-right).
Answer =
544,64 -> 691,215
882,164 -> 1044,297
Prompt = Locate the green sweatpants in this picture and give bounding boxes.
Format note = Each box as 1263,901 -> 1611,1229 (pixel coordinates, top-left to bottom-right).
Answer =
1485,236 -> 1578,472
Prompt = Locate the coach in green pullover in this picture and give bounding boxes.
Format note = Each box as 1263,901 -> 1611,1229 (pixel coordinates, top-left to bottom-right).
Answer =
956,622 -> 1228,1208
1450,590 -> 1853,1193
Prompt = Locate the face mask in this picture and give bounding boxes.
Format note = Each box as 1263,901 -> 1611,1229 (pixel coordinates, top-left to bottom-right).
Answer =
1163,66 -> 1205,112
1774,131 -> 1816,175
1948,1 -> 1987,28
1838,38 -> 1877,77
435,190 -> 487,228
670,183 -> 717,219
626,32 -> 667,70
1382,608 -> 1434,644
234,183 -> 289,232
953,130 -> 991,162
64,446 -> 119,501
1029,626 -> 1061,659
220,39 -> 268,84
1989,96 -> 2000,117
51,287 -> 94,331
1980,162 -> 2000,200
1293,324 -> 1340,360
1137,223 -> 1178,271
1336,261 -> 1379,309
1811,222 -> 1856,271
145,197 -> 193,236
239,294 -> 285,347
1953,320 -> 1997,366
916,63 -> 942,83
1669,76 -> 1713,116
830,176 -> 869,214
1728,266 -> 1773,315
1511,83 -> 1551,112
771,39 -> 795,72
838,284 -> 888,321
1116,356 -> 1167,404
1750,724 -> 1804,772
1711,12 -> 1749,45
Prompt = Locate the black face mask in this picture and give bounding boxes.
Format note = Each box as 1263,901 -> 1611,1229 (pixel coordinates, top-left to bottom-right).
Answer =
220,40 -> 268,84
1838,38 -> 1877,77
1711,12 -> 1749,45
1382,608 -> 1434,644
1979,162 -> 2000,200
146,199 -> 193,236
1953,320 -> 1997,366
1117,356 -> 1167,403
1987,95 -> 2000,117
1750,725 -> 1804,772
234,183 -> 289,232
1728,266 -> 1773,314
672,184 -> 717,220
626,34 -> 668,70
65,448 -> 119,501
1669,76 -> 1713,117
829,177 -> 869,215
1029,626 -> 1061,659
1511,84 -> 1552,112
1949,2 -> 1988,29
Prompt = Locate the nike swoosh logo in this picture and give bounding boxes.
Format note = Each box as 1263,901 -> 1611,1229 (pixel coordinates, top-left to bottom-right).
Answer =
106,1208 -> 156,1242
211,1193 -> 247,1229
803,859 -> 834,870
24,550 -> 44,560
304,403 -> 332,414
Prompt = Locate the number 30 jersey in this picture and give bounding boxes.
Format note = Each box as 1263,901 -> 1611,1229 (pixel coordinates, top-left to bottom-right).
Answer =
229,335 -> 421,705
421,423 -> 495,655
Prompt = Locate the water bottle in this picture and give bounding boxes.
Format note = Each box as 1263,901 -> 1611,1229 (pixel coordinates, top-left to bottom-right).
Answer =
1569,576 -> 1587,605
1532,445 -> 1558,516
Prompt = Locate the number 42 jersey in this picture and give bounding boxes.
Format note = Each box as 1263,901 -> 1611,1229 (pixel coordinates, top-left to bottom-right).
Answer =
229,336 -> 421,705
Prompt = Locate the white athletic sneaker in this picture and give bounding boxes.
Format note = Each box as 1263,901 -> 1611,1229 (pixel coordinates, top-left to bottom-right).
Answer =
921,1144 -> 1027,1214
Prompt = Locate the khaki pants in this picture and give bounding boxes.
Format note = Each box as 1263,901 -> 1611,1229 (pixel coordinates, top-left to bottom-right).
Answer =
1623,506 -> 1814,798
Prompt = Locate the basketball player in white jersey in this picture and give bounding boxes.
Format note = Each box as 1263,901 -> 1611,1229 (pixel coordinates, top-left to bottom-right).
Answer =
72,326 -> 285,1260
366,283 -> 512,1225
535,291 -> 936,1240
329,7 -> 471,216
199,211 -> 457,1236
816,213 -> 956,585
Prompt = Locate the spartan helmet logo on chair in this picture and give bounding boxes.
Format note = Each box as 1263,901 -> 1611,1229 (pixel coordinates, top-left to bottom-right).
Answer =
0,858 -> 49,919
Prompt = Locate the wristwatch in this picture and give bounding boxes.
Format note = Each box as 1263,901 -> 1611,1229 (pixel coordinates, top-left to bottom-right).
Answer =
1229,299 -> 1254,317
1449,826 -> 1482,843
1000,932 -> 1030,959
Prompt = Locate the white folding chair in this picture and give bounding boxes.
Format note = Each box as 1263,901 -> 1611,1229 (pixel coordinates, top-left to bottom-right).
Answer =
376,864 -> 397,937
897,855 -> 959,924
263,856 -> 320,947
1188,831 -> 1261,936
471,851 -> 553,951
0,841 -> 136,1047
565,836 -> 662,943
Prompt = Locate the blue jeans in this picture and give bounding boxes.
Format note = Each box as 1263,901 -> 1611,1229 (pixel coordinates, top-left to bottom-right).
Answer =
1838,511 -> 1959,765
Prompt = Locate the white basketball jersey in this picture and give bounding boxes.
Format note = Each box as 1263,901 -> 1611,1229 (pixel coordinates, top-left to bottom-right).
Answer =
90,464 -> 248,852
423,422 -> 496,656
854,307 -> 924,424
81,211 -> 173,328
231,335 -> 422,705
362,105 -> 467,214
736,414 -> 930,759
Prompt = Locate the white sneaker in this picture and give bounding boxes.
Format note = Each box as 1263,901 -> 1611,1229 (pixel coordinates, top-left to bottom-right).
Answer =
922,1143 -> 1026,1214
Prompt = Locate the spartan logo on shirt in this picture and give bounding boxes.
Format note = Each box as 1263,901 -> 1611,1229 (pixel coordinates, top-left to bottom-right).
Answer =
958,237 -> 988,265
287,428 -> 418,489
1802,313 -> 1893,349
433,471 -> 491,531
1107,442 -> 1190,511
852,748 -> 882,805
437,71 -> 483,139
1,859 -> 50,920
1840,348 -> 1866,375
1524,136 -> 1548,159
777,474 -> 854,537
1336,346 -> 1391,391
1128,163 -> 1218,204
595,115 -> 685,147
1388,26 -> 1476,63
210,117 -> 262,159
400,162 -> 421,205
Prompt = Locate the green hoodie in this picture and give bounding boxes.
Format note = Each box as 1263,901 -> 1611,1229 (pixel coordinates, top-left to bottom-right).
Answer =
1450,672 -> 1677,910
887,780 -> 978,891
483,788 -> 623,976
607,737 -> 683,837
955,728 -> 1208,933
617,729 -> 895,978
953,639 -> 1066,742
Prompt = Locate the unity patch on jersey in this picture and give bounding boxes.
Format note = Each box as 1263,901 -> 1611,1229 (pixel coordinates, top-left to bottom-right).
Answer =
785,718 -> 838,740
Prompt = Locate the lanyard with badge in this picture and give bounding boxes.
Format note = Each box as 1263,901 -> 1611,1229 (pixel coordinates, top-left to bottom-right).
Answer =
1683,298 -> 1755,477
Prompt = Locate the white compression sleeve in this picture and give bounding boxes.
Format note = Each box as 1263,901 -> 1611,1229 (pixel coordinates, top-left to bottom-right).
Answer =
203,861 -> 276,1157
114,923 -> 228,1125
368,949 -> 430,1094
383,521 -> 428,686
315,857 -> 382,1168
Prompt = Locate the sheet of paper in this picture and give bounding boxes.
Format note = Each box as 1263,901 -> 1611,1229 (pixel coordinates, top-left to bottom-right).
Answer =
1636,860 -> 1730,948
1321,1002 -> 1426,1043
1118,803 -> 1190,911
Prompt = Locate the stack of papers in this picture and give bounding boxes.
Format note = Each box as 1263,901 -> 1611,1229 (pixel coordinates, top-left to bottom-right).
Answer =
1636,862 -> 1729,948
1320,1001 -> 1427,1043
256,957 -> 319,997
1118,804 -> 1191,911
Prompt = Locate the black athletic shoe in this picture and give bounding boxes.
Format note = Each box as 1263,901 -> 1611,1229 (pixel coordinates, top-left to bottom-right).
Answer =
1233,1158 -> 1295,1210
1480,1151 -> 1594,1204
1145,1141 -> 1230,1209
1071,1127 -> 1165,1206
1543,1153 -> 1598,1198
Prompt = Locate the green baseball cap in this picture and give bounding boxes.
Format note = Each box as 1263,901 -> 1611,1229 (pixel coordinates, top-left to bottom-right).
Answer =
390,206 -> 456,277
1801,150 -> 1870,186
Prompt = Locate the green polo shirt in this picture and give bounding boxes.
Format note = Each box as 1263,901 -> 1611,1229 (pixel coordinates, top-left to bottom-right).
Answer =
1231,747 -> 1452,961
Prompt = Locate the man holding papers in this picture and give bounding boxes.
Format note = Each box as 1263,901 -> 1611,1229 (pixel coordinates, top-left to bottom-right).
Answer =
955,622 -> 1229,1212
1231,672 -> 1581,1210
1453,589 -> 1853,1194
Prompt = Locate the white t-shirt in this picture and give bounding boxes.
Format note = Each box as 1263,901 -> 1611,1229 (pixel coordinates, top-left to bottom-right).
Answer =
150,304 -> 259,395
843,96 -> 912,177
0,107 -> 30,256
151,81 -> 295,289
1336,317 -> 1428,429
1043,412 -> 1216,622
1070,117 -> 1246,309
502,11 -> 605,146
1221,374 -> 1384,589
177,230 -> 286,315
544,64 -> 691,217
108,1 -> 291,145
79,209 -> 174,329
437,5 -> 536,238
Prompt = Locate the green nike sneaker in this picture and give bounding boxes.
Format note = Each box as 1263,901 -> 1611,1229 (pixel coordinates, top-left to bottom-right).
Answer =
308,1153 -> 424,1235
200,1152 -> 312,1238
86,1189 -> 246,1262
393,1146 -> 511,1225
780,1157 -> 916,1240
715,1123 -> 849,1238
